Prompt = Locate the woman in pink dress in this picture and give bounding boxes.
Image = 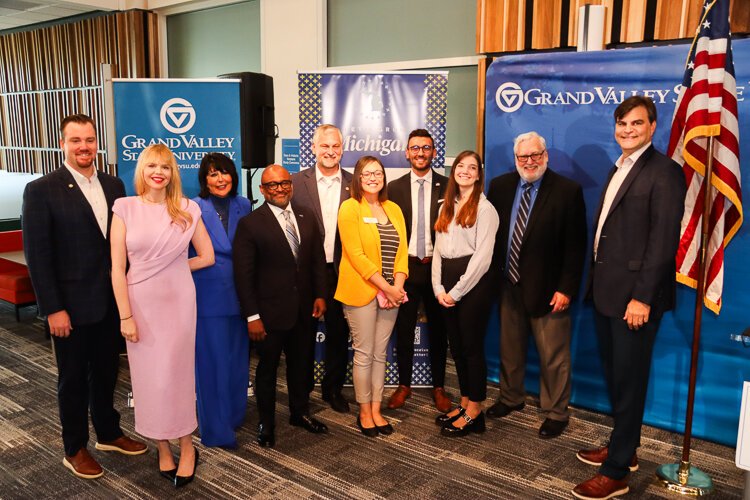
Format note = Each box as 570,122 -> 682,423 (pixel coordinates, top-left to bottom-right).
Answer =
110,144 -> 214,488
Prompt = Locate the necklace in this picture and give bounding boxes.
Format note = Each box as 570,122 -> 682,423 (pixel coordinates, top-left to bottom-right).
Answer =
216,212 -> 224,222
141,195 -> 165,204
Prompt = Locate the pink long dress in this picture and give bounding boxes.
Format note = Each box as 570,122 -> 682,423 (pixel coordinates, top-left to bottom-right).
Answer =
113,196 -> 201,440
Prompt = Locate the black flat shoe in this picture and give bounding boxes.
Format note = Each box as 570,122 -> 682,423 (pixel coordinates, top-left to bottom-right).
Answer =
356,416 -> 378,438
435,406 -> 466,426
157,449 -> 177,481
174,447 -> 199,488
441,411 -> 486,437
375,422 -> 393,435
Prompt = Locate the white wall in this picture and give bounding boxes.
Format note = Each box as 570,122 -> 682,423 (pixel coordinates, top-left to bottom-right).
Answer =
0,171 -> 40,220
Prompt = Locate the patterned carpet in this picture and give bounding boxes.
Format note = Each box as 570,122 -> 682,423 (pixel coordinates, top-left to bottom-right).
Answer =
0,302 -> 743,499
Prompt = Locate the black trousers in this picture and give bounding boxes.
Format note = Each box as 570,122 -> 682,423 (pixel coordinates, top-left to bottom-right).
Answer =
256,313 -> 313,427
594,309 -> 660,480
52,306 -> 123,457
395,258 -> 448,388
440,256 -> 493,402
320,265 -> 350,396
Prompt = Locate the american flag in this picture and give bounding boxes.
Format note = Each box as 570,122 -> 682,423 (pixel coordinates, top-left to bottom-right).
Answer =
667,0 -> 743,314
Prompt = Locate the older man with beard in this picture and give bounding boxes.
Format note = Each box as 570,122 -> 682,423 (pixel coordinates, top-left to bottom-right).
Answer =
486,131 -> 587,439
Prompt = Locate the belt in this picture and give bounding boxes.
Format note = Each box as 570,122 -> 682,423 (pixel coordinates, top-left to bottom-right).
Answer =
409,256 -> 432,265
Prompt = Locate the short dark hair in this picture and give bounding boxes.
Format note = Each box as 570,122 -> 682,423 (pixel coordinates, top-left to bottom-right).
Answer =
197,153 -> 240,199
350,155 -> 388,202
60,114 -> 96,139
407,128 -> 434,147
614,96 -> 657,123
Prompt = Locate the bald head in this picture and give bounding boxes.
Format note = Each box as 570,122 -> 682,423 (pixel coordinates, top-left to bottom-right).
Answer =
260,164 -> 293,208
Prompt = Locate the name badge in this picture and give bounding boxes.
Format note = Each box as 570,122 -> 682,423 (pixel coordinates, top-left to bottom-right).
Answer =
363,217 -> 378,224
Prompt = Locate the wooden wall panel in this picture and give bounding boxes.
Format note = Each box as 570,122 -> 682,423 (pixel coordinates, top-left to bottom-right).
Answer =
0,10 -> 160,175
477,0 -> 526,53
532,0 -> 563,49
620,0 -> 647,42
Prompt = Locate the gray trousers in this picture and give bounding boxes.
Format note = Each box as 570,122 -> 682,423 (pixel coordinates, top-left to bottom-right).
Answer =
343,299 -> 399,404
499,280 -> 572,421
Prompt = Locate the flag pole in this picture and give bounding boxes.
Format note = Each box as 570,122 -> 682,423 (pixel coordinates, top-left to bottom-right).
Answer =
655,136 -> 715,495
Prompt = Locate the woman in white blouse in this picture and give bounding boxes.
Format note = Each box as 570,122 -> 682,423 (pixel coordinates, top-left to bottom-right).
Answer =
431,150 -> 499,437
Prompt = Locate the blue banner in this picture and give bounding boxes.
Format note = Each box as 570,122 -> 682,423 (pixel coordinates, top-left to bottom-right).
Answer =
112,80 -> 242,198
484,40 -> 750,446
298,72 -> 447,169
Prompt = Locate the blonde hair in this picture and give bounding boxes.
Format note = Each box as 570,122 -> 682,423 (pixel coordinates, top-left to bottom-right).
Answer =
134,144 -> 192,230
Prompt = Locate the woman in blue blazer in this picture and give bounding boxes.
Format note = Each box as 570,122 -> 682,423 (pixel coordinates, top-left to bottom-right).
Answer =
191,153 -> 252,448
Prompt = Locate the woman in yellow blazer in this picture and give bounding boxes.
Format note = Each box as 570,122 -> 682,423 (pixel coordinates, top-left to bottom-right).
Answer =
335,156 -> 408,437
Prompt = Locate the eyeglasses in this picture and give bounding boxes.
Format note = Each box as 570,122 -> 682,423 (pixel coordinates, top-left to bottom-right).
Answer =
408,145 -> 434,153
516,151 -> 546,163
262,180 -> 292,191
361,171 -> 384,179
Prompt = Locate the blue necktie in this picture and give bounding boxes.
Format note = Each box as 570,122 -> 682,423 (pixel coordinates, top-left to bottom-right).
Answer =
507,183 -> 532,284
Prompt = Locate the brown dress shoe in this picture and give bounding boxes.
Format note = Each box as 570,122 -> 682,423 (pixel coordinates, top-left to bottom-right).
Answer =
577,445 -> 638,471
432,387 -> 452,413
572,474 -> 629,499
386,385 -> 411,409
63,448 -> 103,479
95,435 -> 148,455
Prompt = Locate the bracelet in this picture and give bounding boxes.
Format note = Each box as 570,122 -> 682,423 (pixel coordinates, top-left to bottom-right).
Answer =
120,315 -> 133,321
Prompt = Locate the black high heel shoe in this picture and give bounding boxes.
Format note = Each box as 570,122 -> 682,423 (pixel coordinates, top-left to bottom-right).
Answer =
375,422 -> 394,435
440,411 -> 486,437
356,416 -> 379,437
435,406 -> 466,426
174,447 -> 199,488
157,448 -> 177,481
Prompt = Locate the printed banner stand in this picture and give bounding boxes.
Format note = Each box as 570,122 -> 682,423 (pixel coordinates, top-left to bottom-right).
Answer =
106,78 -> 242,198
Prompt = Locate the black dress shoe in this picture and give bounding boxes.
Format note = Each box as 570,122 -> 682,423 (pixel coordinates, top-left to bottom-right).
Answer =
441,411 -> 486,437
290,414 -> 328,434
157,455 -> 177,481
435,406 -> 466,426
257,423 -> 275,447
486,401 -> 525,419
174,447 -> 198,488
323,391 -> 350,413
375,422 -> 394,435
538,418 -> 568,438
356,416 -> 379,437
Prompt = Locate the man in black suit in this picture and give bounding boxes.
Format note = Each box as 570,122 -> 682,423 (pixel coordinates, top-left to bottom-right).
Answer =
291,124 -> 353,413
487,131 -> 587,439
386,129 -> 451,412
573,96 -> 686,499
22,114 -> 146,480
234,164 -> 329,447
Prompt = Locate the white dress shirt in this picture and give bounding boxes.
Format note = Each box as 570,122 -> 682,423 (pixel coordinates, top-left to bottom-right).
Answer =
408,169 -> 434,257
65,163 -> 107,237
315,167 -> 341,263
594,142 -> 651,258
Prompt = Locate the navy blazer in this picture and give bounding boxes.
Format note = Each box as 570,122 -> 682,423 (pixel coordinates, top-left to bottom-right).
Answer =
488,169 -> 587,317
22,166 -> 126,325
291,166 -> 352,271
588,146 -> 686,318
191,195 -> 252,318
232,202 -> 327,331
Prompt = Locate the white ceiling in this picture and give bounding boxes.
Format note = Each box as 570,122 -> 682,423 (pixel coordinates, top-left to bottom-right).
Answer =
0,0 -> 112,32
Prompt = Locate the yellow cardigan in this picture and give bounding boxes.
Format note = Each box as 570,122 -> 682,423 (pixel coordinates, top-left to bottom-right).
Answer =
334,197 -> 409,307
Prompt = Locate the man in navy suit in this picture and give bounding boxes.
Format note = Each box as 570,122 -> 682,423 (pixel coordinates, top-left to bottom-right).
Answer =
386,129 -> 451,412
291,124 -> 353,413
233,164 -> 328,447
573,97 -> 686,499
486,131 -> 587,439
22,114 -> 146,480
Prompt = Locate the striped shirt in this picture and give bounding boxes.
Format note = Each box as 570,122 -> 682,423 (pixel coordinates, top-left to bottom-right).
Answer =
377,221 -> 400,285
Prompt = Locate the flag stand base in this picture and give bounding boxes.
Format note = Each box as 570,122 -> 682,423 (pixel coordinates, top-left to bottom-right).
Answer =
655,461 -> 713,495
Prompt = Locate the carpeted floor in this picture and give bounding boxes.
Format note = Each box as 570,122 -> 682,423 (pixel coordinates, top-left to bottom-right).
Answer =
0,302 -> 743,499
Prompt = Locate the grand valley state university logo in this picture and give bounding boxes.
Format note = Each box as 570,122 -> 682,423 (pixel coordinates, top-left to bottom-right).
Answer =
160,97 -> 196,134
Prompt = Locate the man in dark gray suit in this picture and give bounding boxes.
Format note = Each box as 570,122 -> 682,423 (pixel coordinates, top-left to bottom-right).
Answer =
573,97 -> 686,499
22,114 -> 146,480
291,124 -> 353,413
486,131 -> 587,439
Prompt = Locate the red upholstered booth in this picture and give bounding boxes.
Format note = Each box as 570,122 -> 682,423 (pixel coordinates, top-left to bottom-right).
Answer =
0,230 -> 36,320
